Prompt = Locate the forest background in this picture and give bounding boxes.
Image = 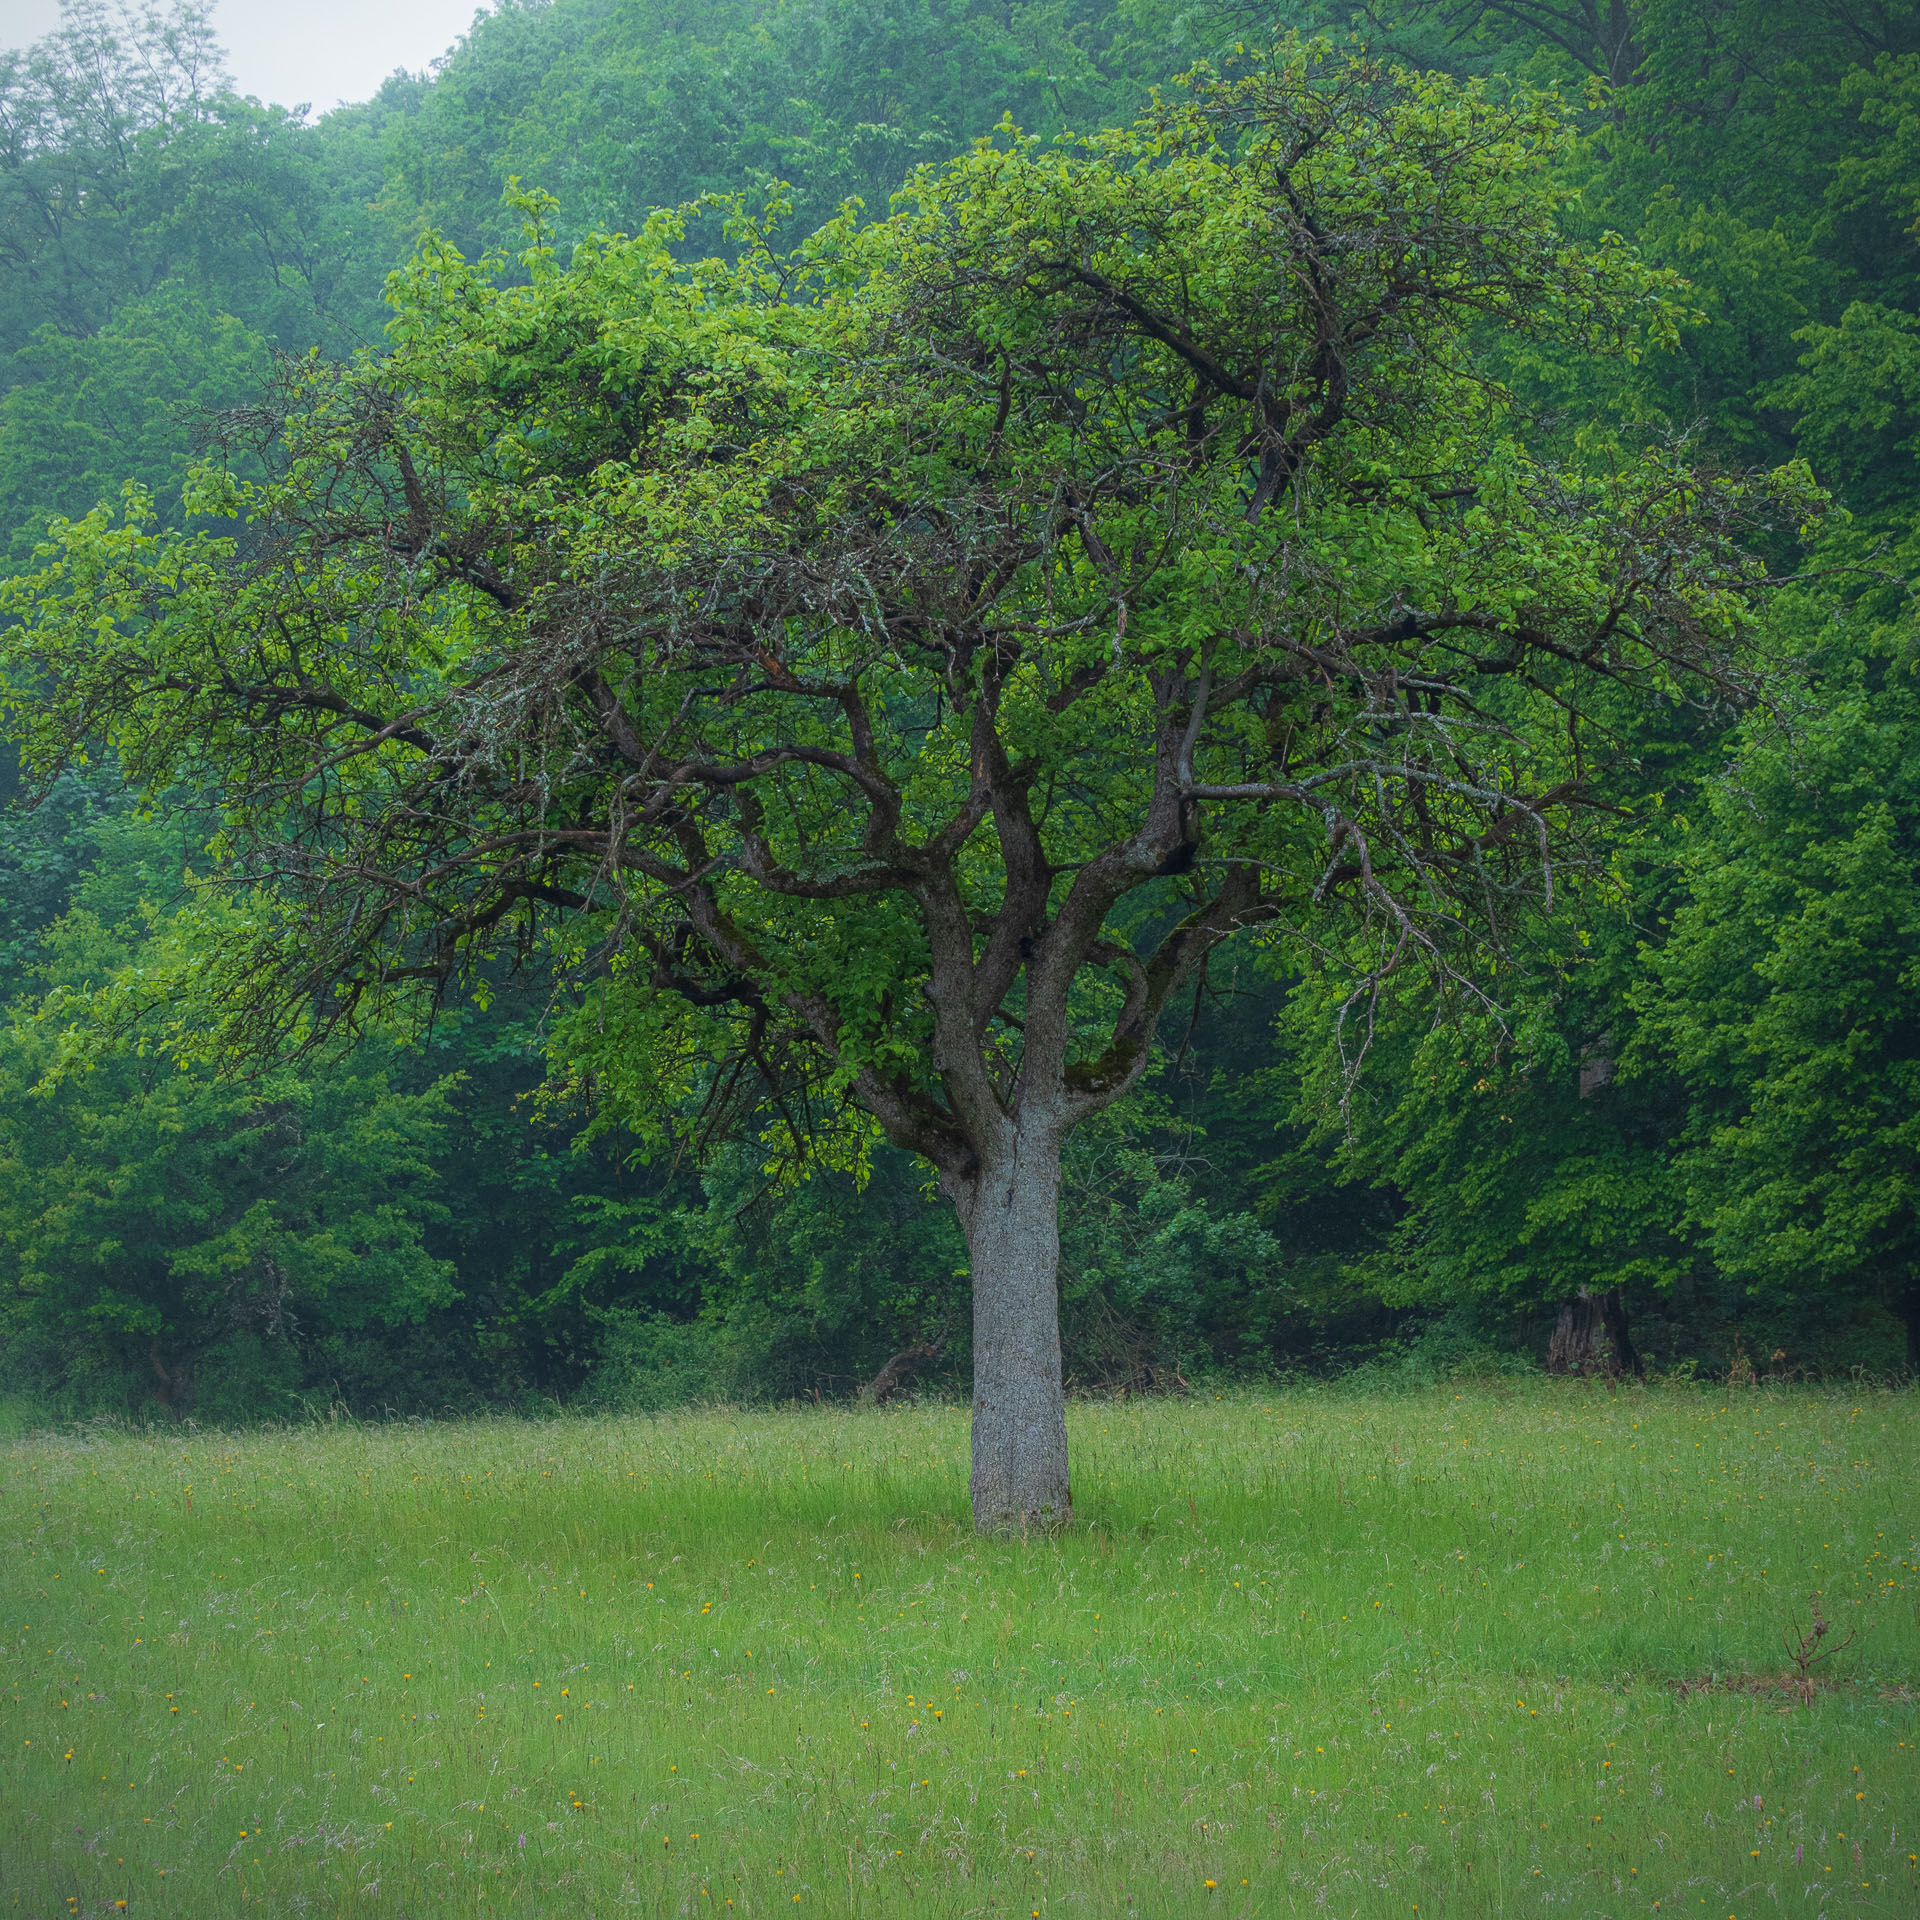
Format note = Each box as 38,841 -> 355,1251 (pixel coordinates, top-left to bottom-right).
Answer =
1,0 -> 1916,1425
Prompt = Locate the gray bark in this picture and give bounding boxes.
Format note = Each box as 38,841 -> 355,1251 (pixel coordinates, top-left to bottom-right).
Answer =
952,1123 -> 1072,1532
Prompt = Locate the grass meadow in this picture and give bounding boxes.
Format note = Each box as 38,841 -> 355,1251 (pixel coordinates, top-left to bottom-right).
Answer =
2,1383 -> 1916,1919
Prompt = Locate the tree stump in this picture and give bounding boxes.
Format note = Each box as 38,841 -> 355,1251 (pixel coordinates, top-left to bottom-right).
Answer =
1546,1287 -> 1641,1376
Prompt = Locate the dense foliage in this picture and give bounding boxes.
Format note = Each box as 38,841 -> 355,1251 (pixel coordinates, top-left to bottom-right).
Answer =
1,0 -> 1916,1422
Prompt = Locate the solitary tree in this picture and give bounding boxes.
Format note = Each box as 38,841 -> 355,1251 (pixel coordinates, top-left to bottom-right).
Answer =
3,44 -> 1813,1528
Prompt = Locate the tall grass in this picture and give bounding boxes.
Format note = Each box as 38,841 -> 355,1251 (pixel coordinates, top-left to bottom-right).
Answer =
3,1382 -> 1915,1916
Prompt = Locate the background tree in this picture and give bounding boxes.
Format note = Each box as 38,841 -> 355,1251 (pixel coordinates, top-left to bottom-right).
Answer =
0,285 -> 267,571
383,0 -> 1179,260
1638,591 -> 1920,1370
1282,910 -> 1698,1376
0,816 -> 457,1419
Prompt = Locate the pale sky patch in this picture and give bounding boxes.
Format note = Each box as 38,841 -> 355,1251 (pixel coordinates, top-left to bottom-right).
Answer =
1,0 -> 493,114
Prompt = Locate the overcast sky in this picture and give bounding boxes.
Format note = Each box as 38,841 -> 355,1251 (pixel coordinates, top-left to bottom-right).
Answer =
1,0 -> 493,112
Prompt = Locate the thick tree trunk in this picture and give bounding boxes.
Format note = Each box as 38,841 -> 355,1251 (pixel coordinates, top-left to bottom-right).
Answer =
1546,1291 -> 1606,1374
1899,1276 -> 1920,1375
1546,1287 -> 1639,1377
954,1125 -> 1072,1532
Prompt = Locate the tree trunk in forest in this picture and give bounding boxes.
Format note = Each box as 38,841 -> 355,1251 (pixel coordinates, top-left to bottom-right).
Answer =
1546,1287 -> 1639,1377
1599,1289 -> 1643,1377
150,1337 -> 186,1413
1546,1291 -> 1605,1373
1899,1276 -> 1920,1375
951,1124 -> 1072,1532
863,1338 -> 943,1405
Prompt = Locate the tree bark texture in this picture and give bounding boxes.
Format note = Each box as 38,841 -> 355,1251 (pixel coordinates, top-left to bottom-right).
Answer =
862,1337 -> 943,1405
954,1126 -> 1072,1532
1546,1291 -> 1605,1373
1546,1286 -> 1639,1376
